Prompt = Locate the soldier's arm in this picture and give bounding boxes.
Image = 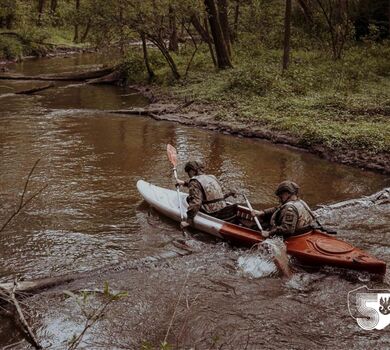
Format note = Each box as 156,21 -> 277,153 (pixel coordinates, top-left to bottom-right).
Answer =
251,206 -> 277,217
186,180 -> 203,221
263,206 -> 278,219
269,206 -> 298,238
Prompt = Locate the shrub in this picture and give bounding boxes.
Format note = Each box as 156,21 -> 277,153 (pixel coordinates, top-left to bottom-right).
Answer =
0,36 -> 23,59
224,65 -> 275,96
121,49 -> 146,83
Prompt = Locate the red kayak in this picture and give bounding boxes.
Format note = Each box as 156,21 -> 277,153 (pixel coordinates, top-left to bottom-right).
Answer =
137,180 -> 387,275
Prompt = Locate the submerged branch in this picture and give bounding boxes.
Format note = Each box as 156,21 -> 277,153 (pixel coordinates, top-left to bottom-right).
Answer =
9,281 -> 42,349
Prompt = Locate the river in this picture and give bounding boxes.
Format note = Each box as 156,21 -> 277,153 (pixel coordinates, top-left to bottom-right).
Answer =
0,53 -> 389,349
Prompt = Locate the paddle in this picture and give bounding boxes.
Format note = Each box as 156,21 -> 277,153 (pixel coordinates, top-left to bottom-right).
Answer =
243,193 -> 291,277
242,194 -> 266,237
167,144 -> 186,225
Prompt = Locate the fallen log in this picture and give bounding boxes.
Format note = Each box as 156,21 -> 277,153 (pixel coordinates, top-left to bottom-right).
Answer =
15,83 -> 55,95
87,70 -> 123,84
0,275 -> 77,296
0,242 -> 194,299
0,67 -> 115,82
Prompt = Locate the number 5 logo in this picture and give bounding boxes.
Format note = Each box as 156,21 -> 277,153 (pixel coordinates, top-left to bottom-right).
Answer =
348,286 -> 390,330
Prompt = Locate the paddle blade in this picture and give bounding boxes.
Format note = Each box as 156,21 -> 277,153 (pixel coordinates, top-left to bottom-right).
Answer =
167,144 -> 178,167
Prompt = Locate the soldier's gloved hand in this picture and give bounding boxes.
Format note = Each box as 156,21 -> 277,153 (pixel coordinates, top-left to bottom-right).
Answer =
261,230 -> 270,238
251,209 -> 264,217
176,179 -> 185,187
180,221 -> 190,229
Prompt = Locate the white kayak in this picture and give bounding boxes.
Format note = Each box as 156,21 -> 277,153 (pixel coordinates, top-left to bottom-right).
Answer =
137,179 -> 227,239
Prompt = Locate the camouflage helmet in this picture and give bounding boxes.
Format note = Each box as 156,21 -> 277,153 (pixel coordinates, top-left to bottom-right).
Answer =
184,160 -> 204,174
275,180 -> 299,196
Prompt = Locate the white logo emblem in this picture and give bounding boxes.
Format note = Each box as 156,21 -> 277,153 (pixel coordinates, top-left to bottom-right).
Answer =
348,286 -> 390,330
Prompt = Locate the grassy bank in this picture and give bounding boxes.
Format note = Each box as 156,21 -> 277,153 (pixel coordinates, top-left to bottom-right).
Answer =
124,42 -> 390,158
0,27 -> 87,61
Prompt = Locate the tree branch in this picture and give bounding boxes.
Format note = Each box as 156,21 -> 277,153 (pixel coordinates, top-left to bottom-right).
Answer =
0,159 -> 47,233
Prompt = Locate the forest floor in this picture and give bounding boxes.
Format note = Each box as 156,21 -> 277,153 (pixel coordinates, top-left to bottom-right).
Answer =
124,44 -> 390,174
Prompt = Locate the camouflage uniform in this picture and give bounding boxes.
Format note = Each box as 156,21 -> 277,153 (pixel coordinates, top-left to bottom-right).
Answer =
186,174 -> 227,220
262,181 -> 314,238
182,161 -> 227,221
263,199 -> 314,238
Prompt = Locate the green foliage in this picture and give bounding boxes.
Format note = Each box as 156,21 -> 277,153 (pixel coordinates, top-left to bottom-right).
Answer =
225,65 -> 275,96
121,49 -> 147,83
140,340 -> 174,350
157,41 -> 390,154
0,35 -> 23,59
160,341 -> 172,350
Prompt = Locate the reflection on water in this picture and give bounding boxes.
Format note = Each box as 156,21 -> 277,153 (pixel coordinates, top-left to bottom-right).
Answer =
0,54 -> 389,349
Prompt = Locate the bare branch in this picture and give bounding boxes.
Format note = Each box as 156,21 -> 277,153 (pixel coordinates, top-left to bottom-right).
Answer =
0,160 -> 47,233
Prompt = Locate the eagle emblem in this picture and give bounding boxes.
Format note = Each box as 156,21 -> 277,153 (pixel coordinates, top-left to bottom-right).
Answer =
379,297 -> 390,315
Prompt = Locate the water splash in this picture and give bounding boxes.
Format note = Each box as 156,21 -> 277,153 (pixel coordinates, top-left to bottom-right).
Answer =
262,238 -> 291,277
237,238 -> 291,278
237,254 -> 277,278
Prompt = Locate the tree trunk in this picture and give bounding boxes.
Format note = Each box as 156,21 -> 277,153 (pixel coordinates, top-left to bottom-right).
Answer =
297,0 -> 313,23
204,0 -> 233,69
388,0 -> 390,37
191,14 -> 213,43
5,15 -> 14,29
148,36 -> 181,79
81,19 -> 91,43
73,0 -> 80,43
190,14 -> 217,67
282,0 -> 292,71
168,6 -> 179,52
141,32 -> 155,81
37,0 -> 45,26
203,16 -> 218,67
50,0 -> 58,13
217,0 -> 232,55
232,0 -> 240,42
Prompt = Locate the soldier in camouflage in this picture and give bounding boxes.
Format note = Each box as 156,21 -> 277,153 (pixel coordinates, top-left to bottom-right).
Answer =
177,160 -> 235,229
252,181 -> 314,238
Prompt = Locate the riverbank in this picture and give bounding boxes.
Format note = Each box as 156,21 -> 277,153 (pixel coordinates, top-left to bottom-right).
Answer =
122,45 -> 390,174
0,28 -> 91,66
118,83 -> 389,175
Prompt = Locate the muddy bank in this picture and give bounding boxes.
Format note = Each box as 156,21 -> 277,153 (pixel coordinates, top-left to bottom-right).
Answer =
111,85 -> 390,175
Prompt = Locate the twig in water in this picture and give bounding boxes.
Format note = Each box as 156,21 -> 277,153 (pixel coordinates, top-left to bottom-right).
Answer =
67,283 -> 128,350
2,340 -> 25,349
163,271 -> 190,347
6,280 -> 42,349
0,159 -> 47,233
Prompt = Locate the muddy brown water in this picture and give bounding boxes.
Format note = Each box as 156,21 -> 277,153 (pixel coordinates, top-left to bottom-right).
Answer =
0,53 -> 389,349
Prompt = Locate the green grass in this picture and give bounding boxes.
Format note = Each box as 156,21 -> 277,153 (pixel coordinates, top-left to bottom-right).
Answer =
122,42 -> 390,154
